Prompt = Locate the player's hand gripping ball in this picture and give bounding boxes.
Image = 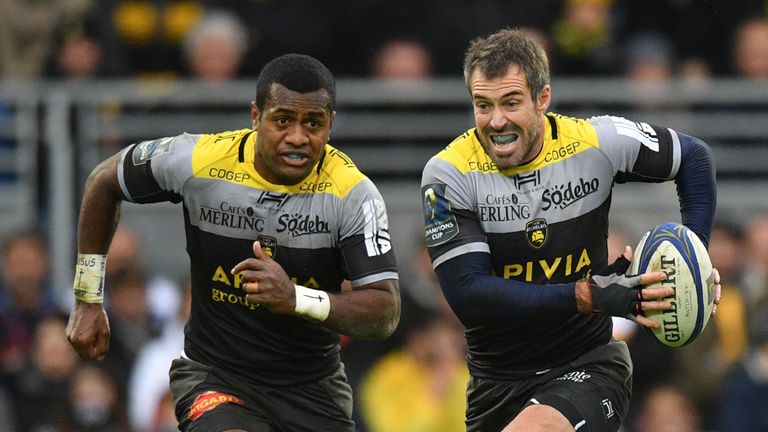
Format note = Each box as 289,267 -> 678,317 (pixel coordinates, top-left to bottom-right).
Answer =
629,222 -> 715,347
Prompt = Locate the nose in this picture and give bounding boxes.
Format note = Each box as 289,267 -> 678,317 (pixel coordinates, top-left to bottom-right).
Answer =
285,124 -> 310,146
489,106 -> 507,130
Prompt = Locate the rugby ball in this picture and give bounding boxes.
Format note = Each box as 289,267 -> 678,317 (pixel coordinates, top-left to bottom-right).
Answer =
629,222 -> 715,348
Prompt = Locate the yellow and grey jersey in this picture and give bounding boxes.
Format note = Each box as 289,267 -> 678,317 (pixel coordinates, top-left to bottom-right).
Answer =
421,113 -> 681,377
118,128 -> 398,385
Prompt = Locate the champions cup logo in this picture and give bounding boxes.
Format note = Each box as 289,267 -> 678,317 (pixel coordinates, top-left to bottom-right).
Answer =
424,188 -> 437,220
422,183 -> 459,247
526,218 -> 548,248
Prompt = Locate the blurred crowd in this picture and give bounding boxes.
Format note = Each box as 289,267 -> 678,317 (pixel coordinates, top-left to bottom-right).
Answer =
1,0 -> 768,82
2,0 -> 768,431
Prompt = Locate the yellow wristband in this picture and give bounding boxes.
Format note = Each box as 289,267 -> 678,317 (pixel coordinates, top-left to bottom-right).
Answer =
294,285 -> 330,321
73,254 -> 107,303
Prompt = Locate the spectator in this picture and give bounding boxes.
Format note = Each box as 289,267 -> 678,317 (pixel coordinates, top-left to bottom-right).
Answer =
151,390 -> 179,432
701,220 -> 750,368
107,225 -> 181,328
103,267 -> 160,397
624,31 -> 674,85
0,0 -> 93,79
719,306 -> 768,432
56,363 -> 130,432
674,220 -> 749,429
550,0 -> 619,76
632,384 -> 701,432
182,10 -> 248,81
51,34 -> 103,79
0,230 -> 58,381
127,281 -> 190,432
518,27 -> 554,65
732,17 -> 768,79
676,57 -> 712,85
0,230 -> 54,317
370,39 -> 434,80
14,313 -> 80,431
360,311 -> 468,432
742,215 -> 768,315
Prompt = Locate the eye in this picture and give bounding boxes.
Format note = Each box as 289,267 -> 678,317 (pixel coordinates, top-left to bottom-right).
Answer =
306,120 -> 319,128
275,117 -> 289,126
475,101 -> 490,111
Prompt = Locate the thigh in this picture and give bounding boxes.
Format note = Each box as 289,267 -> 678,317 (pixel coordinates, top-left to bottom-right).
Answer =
527,340 -> 633,432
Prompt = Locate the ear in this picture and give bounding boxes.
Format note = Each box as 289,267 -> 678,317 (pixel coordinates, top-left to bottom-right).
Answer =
251,101 -> 260,129
536,84 -> 552,113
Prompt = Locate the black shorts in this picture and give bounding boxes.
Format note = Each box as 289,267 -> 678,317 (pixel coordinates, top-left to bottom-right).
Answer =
169,356 -> 355,432
466,339 -> 633,432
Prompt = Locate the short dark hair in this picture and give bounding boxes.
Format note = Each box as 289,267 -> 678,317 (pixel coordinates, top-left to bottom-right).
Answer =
463,28 -> 550,101
255,54 -> 336,111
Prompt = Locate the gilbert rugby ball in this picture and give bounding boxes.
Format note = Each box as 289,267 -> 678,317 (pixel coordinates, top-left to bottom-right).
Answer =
629,222 -> 715,348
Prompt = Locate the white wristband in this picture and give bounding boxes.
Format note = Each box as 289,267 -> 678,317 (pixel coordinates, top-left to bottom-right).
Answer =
73,254 -> 107,303
294,285 -> 330,321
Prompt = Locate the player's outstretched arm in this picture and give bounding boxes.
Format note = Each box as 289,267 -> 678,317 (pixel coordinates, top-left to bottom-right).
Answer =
66,153 -> 127,360
233,241 -> 400,340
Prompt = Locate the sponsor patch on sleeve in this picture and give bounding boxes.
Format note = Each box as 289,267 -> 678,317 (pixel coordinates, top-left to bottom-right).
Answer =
422,183 -> 459,247
132,137 -> 172,165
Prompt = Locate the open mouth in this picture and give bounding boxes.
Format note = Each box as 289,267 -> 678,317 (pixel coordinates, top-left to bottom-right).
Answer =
281,152 -> 309,166
491,133 -> 519,147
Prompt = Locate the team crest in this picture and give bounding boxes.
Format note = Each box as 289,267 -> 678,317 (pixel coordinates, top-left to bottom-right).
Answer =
525,218 -> 548,248
257,235 -> 278,258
